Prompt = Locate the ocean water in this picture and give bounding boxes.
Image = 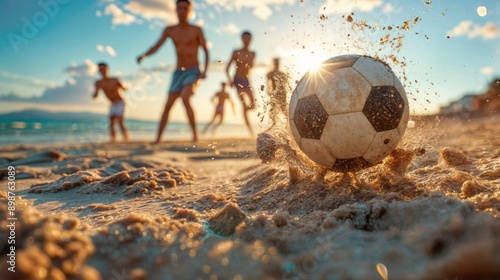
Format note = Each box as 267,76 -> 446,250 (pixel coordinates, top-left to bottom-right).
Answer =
0,119 -> 252,146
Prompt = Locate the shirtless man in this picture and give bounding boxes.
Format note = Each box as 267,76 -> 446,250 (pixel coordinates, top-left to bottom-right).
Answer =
137,0 -> 209,143
202,82 -> 235,135
226,31 -> 256,135
266,58 -> 290,127
93,62 -> 129,142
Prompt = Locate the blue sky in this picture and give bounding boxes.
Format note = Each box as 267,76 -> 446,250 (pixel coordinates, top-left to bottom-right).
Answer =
0,0 -> 498,123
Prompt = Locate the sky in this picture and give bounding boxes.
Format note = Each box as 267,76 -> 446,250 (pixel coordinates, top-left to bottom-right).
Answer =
0,0 -> 498,124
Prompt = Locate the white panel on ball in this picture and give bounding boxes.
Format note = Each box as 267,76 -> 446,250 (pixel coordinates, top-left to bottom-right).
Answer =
321,112 -> 377,159
363,129 -> 400,163
296,74 -> 321,100
316,68 -> 372,116
289,120 -> 302,149
352,56 -> 394,87
289,90 -> 298,120
300,138 -> 336,167
320,55 -> 360,72
397,105 -> 410,137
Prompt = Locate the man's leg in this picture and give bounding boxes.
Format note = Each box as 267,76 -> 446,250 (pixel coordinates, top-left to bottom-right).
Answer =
154,94 -> 179,144
109,116 -> 117,142
246,88 -> 256,110
202,111 -> 218,134
180,83 -> 198,142
212,112 -> 224,134
117,117 -> 129,142
237,89 -> 254,135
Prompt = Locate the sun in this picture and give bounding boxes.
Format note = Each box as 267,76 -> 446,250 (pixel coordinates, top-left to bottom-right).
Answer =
294,48 -> 327,73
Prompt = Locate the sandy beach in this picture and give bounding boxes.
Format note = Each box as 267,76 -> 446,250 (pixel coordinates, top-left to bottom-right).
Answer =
1,114 -> 500,280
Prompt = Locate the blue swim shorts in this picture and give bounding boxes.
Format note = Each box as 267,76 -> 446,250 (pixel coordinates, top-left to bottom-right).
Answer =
169,67 -> 201,94
234,76 -> 251,89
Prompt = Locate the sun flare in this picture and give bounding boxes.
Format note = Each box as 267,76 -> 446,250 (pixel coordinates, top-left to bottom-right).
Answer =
294,48 -> 328,73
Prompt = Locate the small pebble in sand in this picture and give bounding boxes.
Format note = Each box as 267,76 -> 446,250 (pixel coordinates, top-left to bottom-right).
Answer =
440,147 -> 468,166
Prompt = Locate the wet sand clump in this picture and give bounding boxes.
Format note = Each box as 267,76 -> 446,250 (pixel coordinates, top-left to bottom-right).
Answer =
0,192 -> 99,280
208,202 -> 246,236
441,147 -> 468,165
29,166 -> 194,197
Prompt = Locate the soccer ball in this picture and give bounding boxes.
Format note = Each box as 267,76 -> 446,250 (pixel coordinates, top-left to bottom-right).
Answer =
289,55 -> 409,172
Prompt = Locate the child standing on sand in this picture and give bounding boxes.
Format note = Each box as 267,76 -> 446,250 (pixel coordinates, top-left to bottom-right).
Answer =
202,82 -> 235,135
93,62 -> 129,142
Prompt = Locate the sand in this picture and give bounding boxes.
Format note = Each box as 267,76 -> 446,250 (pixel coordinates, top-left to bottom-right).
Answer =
1,115 -> 500,280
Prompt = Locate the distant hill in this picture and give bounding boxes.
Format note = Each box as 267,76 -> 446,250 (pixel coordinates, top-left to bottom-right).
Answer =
0,109 -> 153,123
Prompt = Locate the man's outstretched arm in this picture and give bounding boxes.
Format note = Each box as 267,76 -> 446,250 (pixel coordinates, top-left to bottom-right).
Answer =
225,52 -> 235,87
118,79 -> 128,91
198,27 -> 209,79
92,82 -> 99,99
137,27 -> 170,64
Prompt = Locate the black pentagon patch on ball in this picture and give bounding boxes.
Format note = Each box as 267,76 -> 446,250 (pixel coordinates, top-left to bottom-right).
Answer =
293,95 -> 329,139
362,86 -> 405,132
331,157 -> 371,173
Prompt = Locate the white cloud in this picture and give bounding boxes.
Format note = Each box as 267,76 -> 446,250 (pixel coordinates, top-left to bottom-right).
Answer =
63,60 -> 98,76
204,0 -> 295,20
104,3 -> 137,25
96,10 -> 102,17
447,20 -> 473,37
382,3 -> 393,13
105,46 -> 116,57
0,61 -> 98,104
320,0 -> 383,14
124,0 -> 177,24
447,21 -> 499,40
195,19 -> 205,27
0,70 -> 56,88
96,45 -> 117,57
206,41 -> 213,49
469,22 -> 499,39
219,23 -> 241,34
481,66 -> 494,75
0,61 -> 171,105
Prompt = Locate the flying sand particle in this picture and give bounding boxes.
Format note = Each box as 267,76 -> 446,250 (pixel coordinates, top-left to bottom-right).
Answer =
376,263 -> 388,280
477,6 -> 487,17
